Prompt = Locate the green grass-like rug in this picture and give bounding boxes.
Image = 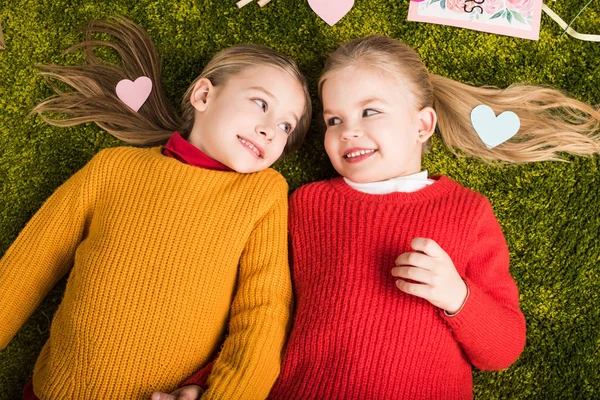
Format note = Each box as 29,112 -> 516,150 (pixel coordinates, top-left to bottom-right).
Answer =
0,1 -> 599,398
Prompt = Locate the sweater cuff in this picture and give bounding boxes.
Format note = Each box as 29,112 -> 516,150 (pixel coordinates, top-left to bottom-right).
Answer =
443,280 -> 470,317
442,279 -> 497,338
441,278 -> 491,333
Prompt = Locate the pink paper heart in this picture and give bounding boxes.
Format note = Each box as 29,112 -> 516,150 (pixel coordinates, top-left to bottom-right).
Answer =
308,0 -> 354,26
116,77 -> 152,112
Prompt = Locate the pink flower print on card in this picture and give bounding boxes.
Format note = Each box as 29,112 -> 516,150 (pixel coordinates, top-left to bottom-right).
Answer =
483,0 -> 505,16
506,0 -> 534,18
444,0 -> 466,13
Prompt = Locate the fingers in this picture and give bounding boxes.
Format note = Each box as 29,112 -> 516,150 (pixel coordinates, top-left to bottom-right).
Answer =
410,237 -> 447,258
395,239 -> 448,269
395,278 -> 430,299
395,251 -> 434,270
391,266 -> 432,284
394,238 -> 465,312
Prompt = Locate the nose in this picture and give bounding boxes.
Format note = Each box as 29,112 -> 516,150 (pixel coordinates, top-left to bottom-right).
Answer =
340,125 -> 363,141
255,123 -> 276,142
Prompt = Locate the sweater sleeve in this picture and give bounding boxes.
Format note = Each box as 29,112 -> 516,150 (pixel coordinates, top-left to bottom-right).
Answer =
0,157 -> 96,350
442,199 -> 526,371
200,179 -> 293,400
180,358 -> 215,390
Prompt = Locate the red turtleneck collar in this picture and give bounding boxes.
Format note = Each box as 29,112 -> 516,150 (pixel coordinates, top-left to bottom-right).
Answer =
162,132 -> 233,171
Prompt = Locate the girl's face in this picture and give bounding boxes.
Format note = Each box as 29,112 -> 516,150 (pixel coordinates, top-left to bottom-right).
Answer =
322,66 -> 435,183
188,66 -> 305,173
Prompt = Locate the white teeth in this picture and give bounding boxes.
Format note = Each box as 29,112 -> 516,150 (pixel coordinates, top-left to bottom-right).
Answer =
239,138 -> 261,157
345,149 -> 375,158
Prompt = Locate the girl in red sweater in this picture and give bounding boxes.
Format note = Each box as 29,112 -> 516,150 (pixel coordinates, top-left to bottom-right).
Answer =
157,36 -> 600,399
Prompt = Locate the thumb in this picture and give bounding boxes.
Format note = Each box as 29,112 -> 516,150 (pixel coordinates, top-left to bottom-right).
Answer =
177,385 -> 205,400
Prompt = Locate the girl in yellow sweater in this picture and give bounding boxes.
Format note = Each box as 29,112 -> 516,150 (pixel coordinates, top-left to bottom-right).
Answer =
0,17 -> 311,399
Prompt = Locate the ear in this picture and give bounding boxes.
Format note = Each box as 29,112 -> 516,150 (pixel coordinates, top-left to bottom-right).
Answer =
190,78 -> 214,112
416,106 -> 437,143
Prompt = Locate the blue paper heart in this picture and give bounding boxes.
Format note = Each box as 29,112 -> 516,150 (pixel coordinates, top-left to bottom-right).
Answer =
470,105 -> 520,149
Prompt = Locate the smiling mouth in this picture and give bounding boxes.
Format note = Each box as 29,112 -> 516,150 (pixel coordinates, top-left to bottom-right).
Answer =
237,136 -> 264,159
343,149 -> 377,159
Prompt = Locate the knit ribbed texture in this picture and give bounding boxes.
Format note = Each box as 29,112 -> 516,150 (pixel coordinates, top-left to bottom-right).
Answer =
266,176 -> 526,400
0,146 -> 292,399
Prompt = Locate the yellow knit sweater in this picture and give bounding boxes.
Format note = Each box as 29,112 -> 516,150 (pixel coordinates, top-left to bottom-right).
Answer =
0,146 -> 292,399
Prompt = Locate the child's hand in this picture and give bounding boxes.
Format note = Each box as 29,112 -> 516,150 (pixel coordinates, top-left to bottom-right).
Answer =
151,385 -> 204,400
392,238 -> 467,314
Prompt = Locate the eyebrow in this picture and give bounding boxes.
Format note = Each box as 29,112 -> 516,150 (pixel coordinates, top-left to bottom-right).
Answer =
323,97 -> 386,115
249,86 -> 275,100
359,98 -> 386,107
249,86 -> 301,126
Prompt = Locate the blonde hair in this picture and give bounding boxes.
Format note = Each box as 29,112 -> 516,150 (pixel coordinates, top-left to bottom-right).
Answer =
319,35 -> 600,163
33,17 -> 312,158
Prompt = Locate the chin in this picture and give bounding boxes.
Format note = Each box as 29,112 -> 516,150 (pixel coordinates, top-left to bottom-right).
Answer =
231,166 -> 253,174
231,163 -> 263,174
341,173 -> 374,184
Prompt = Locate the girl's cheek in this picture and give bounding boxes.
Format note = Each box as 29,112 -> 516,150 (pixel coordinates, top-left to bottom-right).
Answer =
369,118 -> 393,134
325,149 -> 337,164
323,137 -> 337,158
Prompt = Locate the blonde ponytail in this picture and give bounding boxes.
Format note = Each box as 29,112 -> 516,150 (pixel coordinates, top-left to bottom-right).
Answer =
33,17 -> 181,146
430,74 -> 600,163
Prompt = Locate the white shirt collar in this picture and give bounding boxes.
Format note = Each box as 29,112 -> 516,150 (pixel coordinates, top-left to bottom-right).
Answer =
343,170 -> 435,194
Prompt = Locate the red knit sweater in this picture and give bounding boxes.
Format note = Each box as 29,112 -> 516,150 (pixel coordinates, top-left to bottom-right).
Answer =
185,176 -> 526,399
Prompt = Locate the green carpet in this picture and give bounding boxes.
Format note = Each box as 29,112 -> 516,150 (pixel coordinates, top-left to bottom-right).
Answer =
0,1 -> 598,398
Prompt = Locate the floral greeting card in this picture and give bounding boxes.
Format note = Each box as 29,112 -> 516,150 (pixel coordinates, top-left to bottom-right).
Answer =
408,0 -> 544,40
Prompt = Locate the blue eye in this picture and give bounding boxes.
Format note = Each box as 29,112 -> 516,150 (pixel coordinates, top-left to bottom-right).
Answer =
253,99 -> 267,112
327,117 -> 341,126
278,123 -> 293,134
363,109 -> 379,117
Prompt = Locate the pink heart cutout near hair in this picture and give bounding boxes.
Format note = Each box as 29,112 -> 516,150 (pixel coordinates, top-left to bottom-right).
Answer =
116,77 -> 152,112
308,0 -> 354,26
